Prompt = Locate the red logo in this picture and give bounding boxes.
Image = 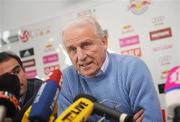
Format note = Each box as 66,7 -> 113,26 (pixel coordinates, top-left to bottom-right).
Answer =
19,30 -> 30,42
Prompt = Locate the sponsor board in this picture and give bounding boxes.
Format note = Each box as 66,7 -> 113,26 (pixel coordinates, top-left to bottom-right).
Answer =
121,48 -> 142,57
119,35 -> 139,47
149,27 -> 172,41
26,69 -> 37,78
20,48 -> 34,58
22,59 -> 36,68
43,53 -> 59,64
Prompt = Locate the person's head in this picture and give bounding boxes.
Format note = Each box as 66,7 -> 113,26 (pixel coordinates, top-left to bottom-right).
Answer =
0,51 -> 27,96
62,15 -> 108,77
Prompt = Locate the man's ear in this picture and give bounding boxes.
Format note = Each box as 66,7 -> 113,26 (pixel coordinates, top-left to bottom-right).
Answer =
101,35 -> 108,49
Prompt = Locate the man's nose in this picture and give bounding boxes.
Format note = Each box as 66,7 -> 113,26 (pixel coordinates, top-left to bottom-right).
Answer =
77,48 -> 86,60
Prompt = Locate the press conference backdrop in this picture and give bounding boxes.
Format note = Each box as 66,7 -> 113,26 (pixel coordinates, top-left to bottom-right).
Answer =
0,0 -> 180,121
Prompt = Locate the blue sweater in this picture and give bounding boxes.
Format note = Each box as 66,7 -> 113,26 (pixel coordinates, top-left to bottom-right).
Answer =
58,53 -> 162,122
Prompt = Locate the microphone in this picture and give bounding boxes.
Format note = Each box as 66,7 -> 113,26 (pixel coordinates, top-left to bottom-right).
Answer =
29,69 -> 62,122
164,65 -> 180,122
21,103 -> 58,122
0,73 -> 20,122
21,105 -> 31,122
55,97 -> 94,122
74,94 -> 133,122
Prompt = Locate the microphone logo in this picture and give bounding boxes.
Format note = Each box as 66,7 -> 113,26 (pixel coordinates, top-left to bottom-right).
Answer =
56,98 -> 94,122
164,65 -> 180,92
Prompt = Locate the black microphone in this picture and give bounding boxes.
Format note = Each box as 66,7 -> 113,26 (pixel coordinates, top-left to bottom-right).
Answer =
174,106 -> 180,122
0,73 -> 20,122
74,94 -> 133,122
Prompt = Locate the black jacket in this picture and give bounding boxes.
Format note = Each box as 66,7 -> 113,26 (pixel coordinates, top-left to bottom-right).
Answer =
14,78 -> 42,122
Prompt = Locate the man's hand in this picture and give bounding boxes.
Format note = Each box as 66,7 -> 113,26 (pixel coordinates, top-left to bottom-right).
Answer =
133,109 -> 144,122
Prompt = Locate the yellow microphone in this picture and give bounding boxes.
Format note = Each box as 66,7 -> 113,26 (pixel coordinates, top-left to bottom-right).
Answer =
21,103 -> 58,122
21,106 -> 31,122
55,98 -> 94,122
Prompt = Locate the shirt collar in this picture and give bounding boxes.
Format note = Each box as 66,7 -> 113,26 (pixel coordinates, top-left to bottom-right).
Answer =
96,52 -> 109,76
81,52 -> 109,78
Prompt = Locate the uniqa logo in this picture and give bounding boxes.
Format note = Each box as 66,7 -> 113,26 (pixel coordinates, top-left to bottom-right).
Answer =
128,0 -> 151,15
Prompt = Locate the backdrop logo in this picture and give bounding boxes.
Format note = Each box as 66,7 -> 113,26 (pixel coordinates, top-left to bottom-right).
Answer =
20,48 -> 34,58
152,44 -> 173,52
19,26 -> 51,42
121,48 -> 142,57
44,43 -> 55,52
22,58 -> 36,68
8,34 -> 19,43
119,35 -> 139,47
128,0 -> 151,15
159,56 -> 171,66
152,16 -> 165,26
121,24 -> 134,34
149,27 -> 172,41
26,69 -> 37,78
43,53 -> 59,64
19,30 -> 30,43
1,34 -> 19,45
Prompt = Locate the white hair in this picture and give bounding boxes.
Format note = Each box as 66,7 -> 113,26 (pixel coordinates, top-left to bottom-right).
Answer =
62,15 -> 105,39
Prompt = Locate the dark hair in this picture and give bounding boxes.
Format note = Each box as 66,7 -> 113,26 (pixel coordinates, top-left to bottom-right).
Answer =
0,51 -> 24,69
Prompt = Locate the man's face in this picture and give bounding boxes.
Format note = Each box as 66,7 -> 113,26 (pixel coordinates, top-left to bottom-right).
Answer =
0,58 -> 28,96
63,24 -> 108,77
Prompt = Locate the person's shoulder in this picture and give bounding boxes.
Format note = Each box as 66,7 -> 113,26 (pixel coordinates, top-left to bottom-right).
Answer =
27,78 -> 43,89
27,78 -> 43,84
109,53 -> 143,64
63,65 -> 77,75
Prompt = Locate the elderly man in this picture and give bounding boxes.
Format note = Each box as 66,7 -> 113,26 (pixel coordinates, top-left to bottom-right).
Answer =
58,15 -> 162,122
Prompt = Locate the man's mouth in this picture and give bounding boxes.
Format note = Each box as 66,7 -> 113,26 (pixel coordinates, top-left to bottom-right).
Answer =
80,62 -> 91,67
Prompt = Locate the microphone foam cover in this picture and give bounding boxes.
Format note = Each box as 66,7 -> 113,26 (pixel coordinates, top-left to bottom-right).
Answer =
49,69 -> 62,85
0,73 -> 20,98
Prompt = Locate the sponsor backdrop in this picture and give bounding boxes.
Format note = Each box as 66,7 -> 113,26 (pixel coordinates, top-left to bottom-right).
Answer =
0,0 -> 180,121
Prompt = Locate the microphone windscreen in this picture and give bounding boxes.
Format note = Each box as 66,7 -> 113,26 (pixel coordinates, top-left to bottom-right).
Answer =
0,73 -> 20,98
73,94 -> 97,103
48,69 -> 62,85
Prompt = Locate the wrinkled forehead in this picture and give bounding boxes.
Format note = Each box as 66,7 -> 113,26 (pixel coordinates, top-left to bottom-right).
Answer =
62,24 -> 98,44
